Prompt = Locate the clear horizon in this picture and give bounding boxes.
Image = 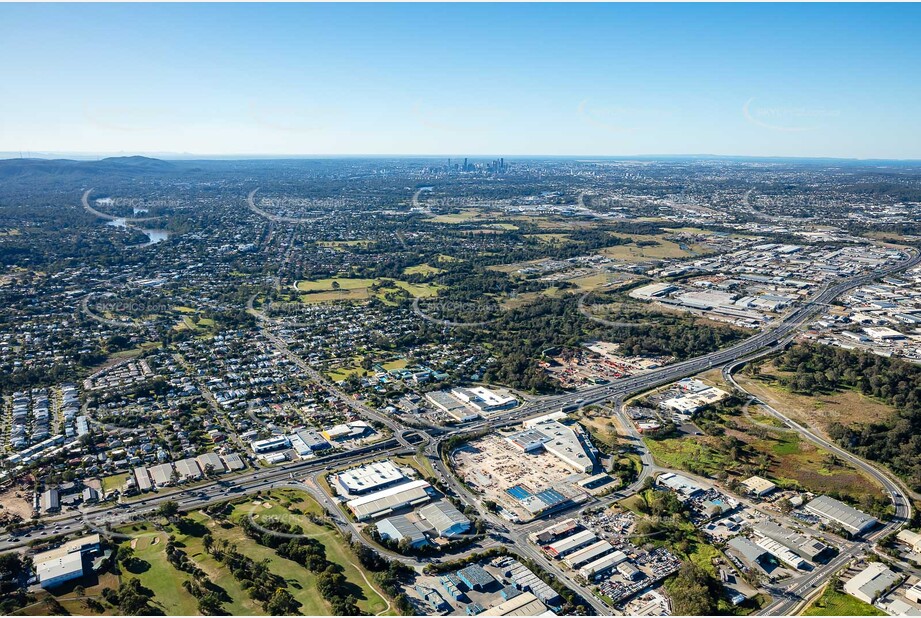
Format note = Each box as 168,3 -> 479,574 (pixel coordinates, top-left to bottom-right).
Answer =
2,3 -> 920,159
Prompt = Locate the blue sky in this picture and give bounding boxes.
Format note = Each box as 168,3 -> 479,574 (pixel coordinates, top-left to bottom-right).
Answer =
1,3 -> 919,158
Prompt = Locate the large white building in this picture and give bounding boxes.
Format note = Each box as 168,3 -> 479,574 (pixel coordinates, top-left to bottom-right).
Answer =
844,562 -> 902,604
33,534 -> 101,589
511,414 -> 595,473
336,460 -> 406,495
451,386 -> 517,413
346,479 -> 433,521
897,529 -> 921,553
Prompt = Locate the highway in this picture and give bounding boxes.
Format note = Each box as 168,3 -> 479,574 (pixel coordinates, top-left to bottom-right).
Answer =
5,244 -> 918,614
723,363 -> 914,616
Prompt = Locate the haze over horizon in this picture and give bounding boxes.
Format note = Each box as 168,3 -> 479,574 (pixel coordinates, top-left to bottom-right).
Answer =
2,3 -> 920,159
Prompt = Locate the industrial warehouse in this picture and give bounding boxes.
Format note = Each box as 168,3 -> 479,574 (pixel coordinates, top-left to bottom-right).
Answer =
804,495 -> 879,536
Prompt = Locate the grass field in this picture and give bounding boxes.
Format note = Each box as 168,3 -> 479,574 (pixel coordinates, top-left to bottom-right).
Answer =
643,437 -> 731,477
100,472 -> 130,493
117,490 -> 393,616
578,413 -> 625,449
803,585 -> 885,616
428,209 -> 484,223
526,233 -> 572,244
296,277 -> 377,292
403,263 -> 444,276
297,277 -> 442,304
392,454 -> 438,480
737,363 -> 895,434
381,358 -> 408,370
569,272 -> 614,291
227,492 -> 393,616
602,234 -> 695,261
326,365 -> 370,381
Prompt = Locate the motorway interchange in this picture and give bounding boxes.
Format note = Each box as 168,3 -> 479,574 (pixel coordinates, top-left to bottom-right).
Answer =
5,247 -> 921,616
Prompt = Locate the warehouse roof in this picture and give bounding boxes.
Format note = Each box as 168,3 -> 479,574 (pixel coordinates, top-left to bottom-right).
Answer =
35,552 -> 84,585
418,500 -> 470,535
346,479 -> 432,520
804,495 -> 878,535
482,592 -> 549,616
844,562 -> 901,602
728,536 -> 768,565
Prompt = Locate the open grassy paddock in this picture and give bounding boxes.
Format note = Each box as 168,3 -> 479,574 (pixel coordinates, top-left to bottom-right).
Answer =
803,585 -> 885,616
296,277 -> 442,304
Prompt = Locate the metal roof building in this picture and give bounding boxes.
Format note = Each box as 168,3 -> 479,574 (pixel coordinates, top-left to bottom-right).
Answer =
337,460 -> 405,495
40,488 -> 60,513
457,564 -> 496,591
741,475 -> 777,497
36,552 -> 84,589
134,466 -> 152,492
752,521 -> 830,560
545,529 -> 597,557
195,452 -> 226,474
564,540 -> 614,569
376,515 -> 428,547
482,592 -> 549,616
148,462 -> 175,486
578,551 -> 628,581
804,495 -> 878,536
506,561 -> 561,606
844,562 -> 902,604
418,500 -> 471,538
175,457 -> 202,481
222,452 -> 246,471
727,536 -> 768,566
346,479 -> 433,521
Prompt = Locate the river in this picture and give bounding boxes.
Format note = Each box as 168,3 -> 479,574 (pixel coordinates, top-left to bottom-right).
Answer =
105,218 -> 170,246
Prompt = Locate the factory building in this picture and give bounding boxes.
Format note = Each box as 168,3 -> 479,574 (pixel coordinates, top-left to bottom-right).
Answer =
418,500 -> 471,538
752,521 -> 831,561
578,551 -> 629,581
250,435 -> 291,454
336,460 -> 406,495
741,476 -> 777,497
376,515 -> 428,547
844,563 -> 902,604
512,414 -> 596,473
175,457 -> 202,482
482,592 -> 549,616
545,529 -> 597,558
346,479 -> 433,521
195,452 -> 226,475
897,529 -> 921,553
804,495 -> 878,536
564,540 -> 614,569
134,467 -> 152,492
754,537 -> 809,570
33,534 -> 101,589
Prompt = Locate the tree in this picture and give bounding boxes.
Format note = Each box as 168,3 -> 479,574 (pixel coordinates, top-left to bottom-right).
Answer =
664,562 -> 720,616
265,589 -> 301,615
778,498 -> 794,514
198,593 -> 224,616
157,500 -> 180,519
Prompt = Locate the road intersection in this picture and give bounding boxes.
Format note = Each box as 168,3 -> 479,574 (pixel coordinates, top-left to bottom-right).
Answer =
4,246 -> 919,615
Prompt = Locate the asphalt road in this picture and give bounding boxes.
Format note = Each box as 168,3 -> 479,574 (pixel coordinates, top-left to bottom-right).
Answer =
723,363 -> 914,615
5,244 -> 917,615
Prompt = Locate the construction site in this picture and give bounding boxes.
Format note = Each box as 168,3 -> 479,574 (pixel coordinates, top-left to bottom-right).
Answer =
449,415 -> 596,522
